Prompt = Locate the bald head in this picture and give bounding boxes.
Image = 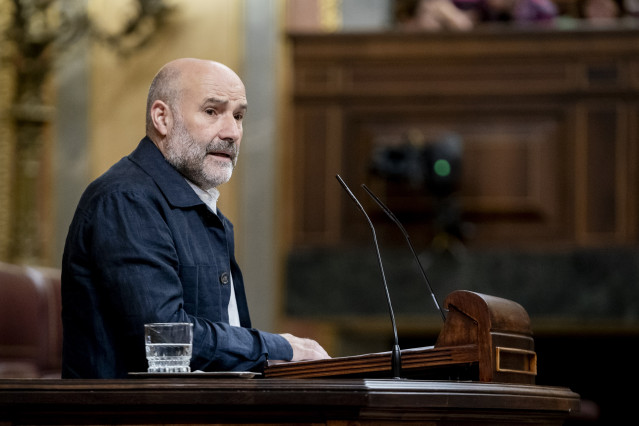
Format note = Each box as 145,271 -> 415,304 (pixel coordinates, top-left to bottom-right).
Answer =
145,58 -> 245,138
144,58 -> 247,190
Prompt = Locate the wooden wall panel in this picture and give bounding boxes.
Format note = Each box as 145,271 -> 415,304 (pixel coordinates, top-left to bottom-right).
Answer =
293,106 -> 344,244
286,26 -> 639,249
575,102 -> 633,244
340,109 -> 569,246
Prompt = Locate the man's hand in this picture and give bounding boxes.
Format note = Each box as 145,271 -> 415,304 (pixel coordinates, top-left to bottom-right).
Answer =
280,333 -> 331,361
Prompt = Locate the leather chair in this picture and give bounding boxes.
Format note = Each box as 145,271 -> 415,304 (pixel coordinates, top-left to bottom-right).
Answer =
0,262 -> 62,378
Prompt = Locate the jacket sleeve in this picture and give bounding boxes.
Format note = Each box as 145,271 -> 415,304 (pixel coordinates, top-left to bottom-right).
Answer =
80,189 -> 292,372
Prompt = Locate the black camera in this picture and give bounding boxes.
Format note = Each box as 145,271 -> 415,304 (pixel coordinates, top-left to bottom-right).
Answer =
370,132 -> 463,198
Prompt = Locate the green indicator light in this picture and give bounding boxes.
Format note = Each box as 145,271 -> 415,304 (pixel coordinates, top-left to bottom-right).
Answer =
433,159 -> 451,177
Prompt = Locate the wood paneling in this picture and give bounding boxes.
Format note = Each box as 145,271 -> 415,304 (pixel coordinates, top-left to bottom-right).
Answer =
0,378 -> 580,425
285,24 -> 639,248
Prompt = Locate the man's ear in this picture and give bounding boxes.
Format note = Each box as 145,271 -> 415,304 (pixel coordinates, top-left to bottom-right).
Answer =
150,100 -> 171,136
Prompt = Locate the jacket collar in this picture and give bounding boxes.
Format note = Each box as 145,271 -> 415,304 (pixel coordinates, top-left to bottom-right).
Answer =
128,137 -> 204,209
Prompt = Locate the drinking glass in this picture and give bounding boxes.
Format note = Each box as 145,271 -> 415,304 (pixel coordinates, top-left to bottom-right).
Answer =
144,322 -> 193,373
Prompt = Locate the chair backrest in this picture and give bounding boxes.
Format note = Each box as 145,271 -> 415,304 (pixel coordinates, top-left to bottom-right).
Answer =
0,262 -> 62,378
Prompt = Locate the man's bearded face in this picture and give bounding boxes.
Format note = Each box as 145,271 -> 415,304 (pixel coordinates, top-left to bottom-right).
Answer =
163,111 -> 239,190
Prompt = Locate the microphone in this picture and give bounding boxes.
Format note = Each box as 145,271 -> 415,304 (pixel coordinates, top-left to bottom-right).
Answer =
361,184 -> 447,322
336,174 -> 402,379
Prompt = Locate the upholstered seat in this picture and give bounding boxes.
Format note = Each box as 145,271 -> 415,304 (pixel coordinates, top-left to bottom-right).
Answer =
0,262 -> 62,378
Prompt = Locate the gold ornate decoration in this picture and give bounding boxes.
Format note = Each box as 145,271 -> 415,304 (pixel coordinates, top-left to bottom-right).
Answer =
0,0 -> 16,262
1,0 -> 174,265
319,0 -> 342,32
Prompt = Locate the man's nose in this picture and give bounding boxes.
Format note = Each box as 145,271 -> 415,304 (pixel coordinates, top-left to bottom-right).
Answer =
218,113 -> 241,142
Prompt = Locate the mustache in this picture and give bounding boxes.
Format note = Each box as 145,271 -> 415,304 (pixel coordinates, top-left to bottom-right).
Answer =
205,140 -> 238,158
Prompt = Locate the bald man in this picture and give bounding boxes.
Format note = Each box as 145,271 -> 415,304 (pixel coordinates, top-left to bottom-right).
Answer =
61,58 -> 329,379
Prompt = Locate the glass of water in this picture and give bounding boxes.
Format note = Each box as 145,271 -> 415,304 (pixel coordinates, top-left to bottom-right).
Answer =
144,322 -> 193,373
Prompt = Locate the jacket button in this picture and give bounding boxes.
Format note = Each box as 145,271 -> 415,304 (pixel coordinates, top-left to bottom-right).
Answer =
220,272 -> 230,285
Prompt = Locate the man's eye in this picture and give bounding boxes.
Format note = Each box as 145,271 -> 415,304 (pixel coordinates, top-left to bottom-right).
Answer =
235,113 -> 244,121
205,109 -> 216,115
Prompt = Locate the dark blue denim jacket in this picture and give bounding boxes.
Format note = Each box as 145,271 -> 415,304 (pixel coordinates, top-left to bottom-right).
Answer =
61,137 -> 292,378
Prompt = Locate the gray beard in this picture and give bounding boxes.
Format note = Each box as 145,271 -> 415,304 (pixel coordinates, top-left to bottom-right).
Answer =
164,120 -> 238,190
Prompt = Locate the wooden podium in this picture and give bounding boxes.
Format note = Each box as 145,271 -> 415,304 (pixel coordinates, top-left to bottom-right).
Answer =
265,290 -> 538,384
0,378 -> 579,425
0,291 -> 580,425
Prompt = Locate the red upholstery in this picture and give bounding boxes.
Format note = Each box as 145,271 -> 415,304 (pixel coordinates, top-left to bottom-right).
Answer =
0,262 -> 62,378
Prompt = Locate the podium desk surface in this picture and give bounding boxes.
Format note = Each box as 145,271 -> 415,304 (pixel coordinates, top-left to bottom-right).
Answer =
0,378 -> 579,425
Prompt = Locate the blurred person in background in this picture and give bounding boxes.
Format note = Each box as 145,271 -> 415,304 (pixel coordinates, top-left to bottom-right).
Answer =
396,0 -> 475,30
579,0 -> 622,20
452,0 -> 558,22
